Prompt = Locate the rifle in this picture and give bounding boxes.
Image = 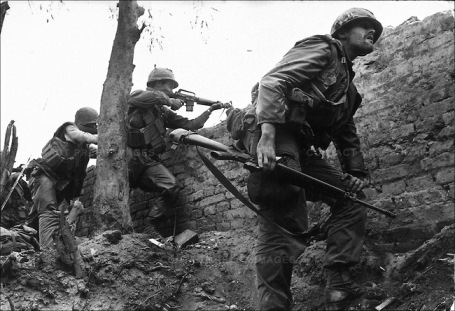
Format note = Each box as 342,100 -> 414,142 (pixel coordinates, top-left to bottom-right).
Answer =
169,129 -> 397,219
171,89 -> 231,112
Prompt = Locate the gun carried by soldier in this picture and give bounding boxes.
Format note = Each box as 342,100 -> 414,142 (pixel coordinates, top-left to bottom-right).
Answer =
169,129 -> 397,219
170,89 -> 232,112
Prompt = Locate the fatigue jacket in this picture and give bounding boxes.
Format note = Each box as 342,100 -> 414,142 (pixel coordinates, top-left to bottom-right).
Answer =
32,122 -> 90,197
127,88 -> 212,154
257,35 -> 366,177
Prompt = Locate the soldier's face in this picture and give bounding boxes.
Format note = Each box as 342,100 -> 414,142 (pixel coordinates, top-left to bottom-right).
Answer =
155,81 -> 175,96
343,21 -> 376,57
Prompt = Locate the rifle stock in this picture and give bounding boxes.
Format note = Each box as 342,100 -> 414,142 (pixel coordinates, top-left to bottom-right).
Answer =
169,129 -> 397,219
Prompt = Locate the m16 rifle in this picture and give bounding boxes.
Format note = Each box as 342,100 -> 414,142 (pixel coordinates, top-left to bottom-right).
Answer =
169,128 -> 396,244
169,128 -> 397,219
170,89 -> 231,112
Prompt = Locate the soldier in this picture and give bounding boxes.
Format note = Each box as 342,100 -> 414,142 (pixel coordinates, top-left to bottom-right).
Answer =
28,107 -> 98,248
1,170 -> 33,229
127,67 -> 227,237
251,8 -> 383,310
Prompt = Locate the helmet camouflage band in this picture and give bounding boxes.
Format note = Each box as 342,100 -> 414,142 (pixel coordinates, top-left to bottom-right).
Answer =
331,8 -> 383,43
146,67 -> 179,89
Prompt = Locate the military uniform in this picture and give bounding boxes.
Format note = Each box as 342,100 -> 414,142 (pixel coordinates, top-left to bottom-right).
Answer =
253,7 -> 383,308
127,88 -> 212,222
29,108 -> 98,248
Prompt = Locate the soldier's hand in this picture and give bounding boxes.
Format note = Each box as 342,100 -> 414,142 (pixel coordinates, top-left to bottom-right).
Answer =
341,173 -> 365,193
256,123 -> 276,171
169,98 -> 185,111
209,102 -> 223,111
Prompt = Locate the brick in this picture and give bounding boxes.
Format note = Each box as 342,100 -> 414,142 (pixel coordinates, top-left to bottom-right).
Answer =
382,180 -> 406,196
380,152 -> 404,167
231,219 -> 246,229
391,123 -> 415,141
371,164 -> 415,182
419,98 -> 453,118
437,125 -> 455,139
406,175 -> 435,192
174,229 -> 199,248
223,209 -> 248,221
429,140 -> 454,156
442,111 -> 455,126
216,222 -> 231,231
190,209 -> 203,220
215,201 -> 230,213
199,194 -> 225,207
190,190 -> 204,202
435,167 -> 455,185
203,205 -> 217,216
420,152 -> 454,171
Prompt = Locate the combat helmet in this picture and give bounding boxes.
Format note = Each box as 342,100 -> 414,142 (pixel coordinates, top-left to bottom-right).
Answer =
146,67 -> 179,89
75,107 -> 98,134
331,8 -> 383,43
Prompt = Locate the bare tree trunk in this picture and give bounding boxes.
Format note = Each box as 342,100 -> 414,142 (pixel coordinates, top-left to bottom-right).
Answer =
0,120 -> 18,201
92,0 -> 144,234
0,1 -> 10,34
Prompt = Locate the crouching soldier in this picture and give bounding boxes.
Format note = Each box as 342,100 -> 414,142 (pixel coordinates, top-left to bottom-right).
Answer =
127,67 -> 227,237
28,107 -> 98,249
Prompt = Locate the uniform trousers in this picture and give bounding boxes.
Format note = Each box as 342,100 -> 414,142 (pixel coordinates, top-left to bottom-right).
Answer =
255,151 -> 366,310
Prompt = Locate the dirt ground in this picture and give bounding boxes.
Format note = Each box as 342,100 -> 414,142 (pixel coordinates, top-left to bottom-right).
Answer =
0,224 -> 453,311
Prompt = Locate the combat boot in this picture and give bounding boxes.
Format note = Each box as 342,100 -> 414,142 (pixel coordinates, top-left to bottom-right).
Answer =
324,266 -> 364,310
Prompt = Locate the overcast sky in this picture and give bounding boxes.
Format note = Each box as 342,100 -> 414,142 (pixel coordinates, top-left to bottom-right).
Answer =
1,1 -> 453,165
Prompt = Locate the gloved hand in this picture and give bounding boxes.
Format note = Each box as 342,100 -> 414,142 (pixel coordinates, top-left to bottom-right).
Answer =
169,98 -> 185,111
209,102 -> 232,112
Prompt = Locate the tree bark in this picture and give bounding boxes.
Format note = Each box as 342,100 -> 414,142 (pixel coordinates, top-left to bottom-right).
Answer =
0,1 -> 10,34
0,120 -> 18,202
92,0 -> 144,234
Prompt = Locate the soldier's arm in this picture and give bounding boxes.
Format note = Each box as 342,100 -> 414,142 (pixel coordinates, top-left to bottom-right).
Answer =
65,124 -> 98,144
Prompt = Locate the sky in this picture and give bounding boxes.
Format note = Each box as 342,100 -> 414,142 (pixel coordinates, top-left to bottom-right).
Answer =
1,1 -> 453,165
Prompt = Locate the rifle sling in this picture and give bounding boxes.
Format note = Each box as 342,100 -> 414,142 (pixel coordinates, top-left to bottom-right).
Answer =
196,147 -> 313,240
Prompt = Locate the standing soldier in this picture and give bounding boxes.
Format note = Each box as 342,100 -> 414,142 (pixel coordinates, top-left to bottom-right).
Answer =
251,8 -> 383,310
28,107 -> 98,248
127,67 -> 227,237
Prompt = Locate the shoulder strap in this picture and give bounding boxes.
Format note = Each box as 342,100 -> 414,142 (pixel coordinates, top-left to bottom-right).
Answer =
196,147 -> 325,244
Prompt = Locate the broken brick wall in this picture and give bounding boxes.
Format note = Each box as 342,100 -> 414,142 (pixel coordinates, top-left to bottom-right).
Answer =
77,11 -> 454,252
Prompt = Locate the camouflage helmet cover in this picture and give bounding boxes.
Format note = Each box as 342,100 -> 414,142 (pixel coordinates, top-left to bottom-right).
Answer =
75,107 -> 98,134
331,8 -> 383,43
147,67 -> 179,89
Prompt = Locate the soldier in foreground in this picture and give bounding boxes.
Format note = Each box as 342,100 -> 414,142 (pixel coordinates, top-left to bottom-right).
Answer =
251,8 -> 383,310
126,67 -> 228,237
28,107 -> 98,249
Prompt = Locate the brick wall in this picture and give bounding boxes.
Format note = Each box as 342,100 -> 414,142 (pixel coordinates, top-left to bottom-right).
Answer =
77,12 -> 454,252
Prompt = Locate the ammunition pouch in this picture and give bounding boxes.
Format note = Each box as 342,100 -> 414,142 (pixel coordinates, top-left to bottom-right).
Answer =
41,137 -> 82,174
285,88 -> 315,146
127,108 -> 167,155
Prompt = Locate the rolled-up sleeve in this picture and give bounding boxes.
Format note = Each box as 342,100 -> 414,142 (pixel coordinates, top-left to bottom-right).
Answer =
257,38 -> 331,125
128,89 -> 170,109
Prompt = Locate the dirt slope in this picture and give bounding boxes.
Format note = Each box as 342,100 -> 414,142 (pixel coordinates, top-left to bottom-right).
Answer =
1,225 -> 453,311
